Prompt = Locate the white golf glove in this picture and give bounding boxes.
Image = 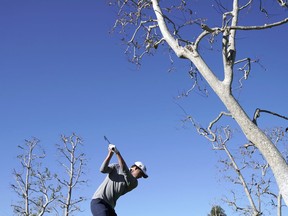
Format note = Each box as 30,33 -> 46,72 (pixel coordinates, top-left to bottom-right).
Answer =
108,144 -> 119,154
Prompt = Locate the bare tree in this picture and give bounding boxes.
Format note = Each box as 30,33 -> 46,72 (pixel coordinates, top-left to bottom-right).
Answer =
55,133 -> 87,216
107,0 -> 288,205
11,138 -> 60,216
11,134 -> 88,216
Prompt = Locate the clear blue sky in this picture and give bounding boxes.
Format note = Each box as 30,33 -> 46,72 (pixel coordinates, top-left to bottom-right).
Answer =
1,1 -> 287,215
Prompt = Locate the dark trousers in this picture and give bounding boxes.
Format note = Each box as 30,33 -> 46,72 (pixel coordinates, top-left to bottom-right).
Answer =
91,199 -> 117,216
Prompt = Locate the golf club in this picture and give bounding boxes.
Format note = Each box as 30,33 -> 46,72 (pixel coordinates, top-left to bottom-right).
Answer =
104,136 -> 116,151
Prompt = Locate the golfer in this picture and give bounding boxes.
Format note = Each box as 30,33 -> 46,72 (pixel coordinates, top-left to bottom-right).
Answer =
91,144 -> 148,216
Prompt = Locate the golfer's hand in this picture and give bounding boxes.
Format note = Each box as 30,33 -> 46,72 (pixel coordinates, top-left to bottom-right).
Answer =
108,144 -> 119,154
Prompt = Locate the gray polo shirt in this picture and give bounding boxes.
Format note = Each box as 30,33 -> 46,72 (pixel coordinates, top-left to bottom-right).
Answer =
92,162 -> 138,208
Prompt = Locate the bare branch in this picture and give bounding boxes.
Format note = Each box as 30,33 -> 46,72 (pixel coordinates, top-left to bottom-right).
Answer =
253,109 -> 288,125
222,143 -> 260,215
230,18 -> 288,31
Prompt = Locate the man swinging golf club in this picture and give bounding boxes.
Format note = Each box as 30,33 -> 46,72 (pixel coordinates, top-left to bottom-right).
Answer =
91,138 -> 148,216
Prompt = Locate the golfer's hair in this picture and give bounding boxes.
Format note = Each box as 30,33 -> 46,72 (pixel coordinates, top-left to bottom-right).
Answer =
130,164 -> 137,169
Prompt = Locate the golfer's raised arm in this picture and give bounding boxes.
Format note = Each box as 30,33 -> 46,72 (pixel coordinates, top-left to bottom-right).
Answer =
115,150 -> 128,171
100,148 -> 114,173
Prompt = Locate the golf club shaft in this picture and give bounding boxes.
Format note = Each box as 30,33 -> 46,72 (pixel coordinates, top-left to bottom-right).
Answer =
104,136 -> 116,151
104,136 -> 111,144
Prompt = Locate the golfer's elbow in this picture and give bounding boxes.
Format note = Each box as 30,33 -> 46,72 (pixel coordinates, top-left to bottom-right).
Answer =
100,166 -> 109,173
99,164 -> 109,173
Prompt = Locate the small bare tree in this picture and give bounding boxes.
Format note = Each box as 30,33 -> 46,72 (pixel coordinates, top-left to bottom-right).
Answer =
55,133 -> 87,216
11,138 -> 61,216
107,0 -> 288,205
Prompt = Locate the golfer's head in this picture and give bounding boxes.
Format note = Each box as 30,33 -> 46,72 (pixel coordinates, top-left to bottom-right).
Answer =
131,161 -> 148,179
